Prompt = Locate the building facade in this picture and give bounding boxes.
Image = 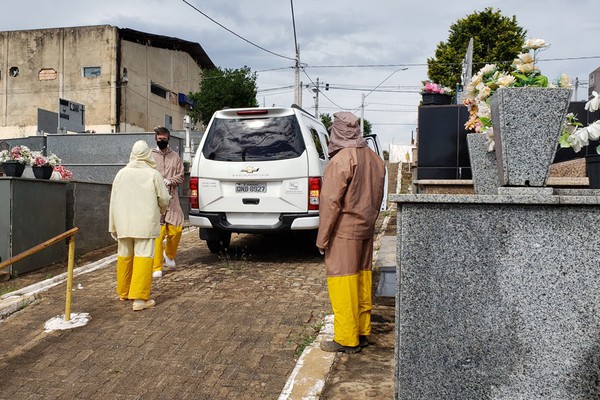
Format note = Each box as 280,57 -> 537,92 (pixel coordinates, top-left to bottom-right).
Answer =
590,66 -> 600,99
0,25 -> 214,139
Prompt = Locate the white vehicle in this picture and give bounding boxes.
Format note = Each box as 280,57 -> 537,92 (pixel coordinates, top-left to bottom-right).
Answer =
189,106 -> 330,253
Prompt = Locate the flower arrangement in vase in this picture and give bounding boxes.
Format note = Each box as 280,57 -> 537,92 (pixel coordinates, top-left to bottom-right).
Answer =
0,145 -> 32,177
420,81 -> 454,105
464,38 -> 573,187
464,38 -> 572,151
30,151 -> 74,180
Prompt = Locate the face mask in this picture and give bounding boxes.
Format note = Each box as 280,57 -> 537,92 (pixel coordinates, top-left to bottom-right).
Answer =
157,140 -> 168,150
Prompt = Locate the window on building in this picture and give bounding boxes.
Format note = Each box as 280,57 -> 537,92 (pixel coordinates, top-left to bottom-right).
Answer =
151,83 -> 168,99
39,68 -> 57,81
9,67 -> 19,77
165,114 -> 173,129
82,66 -> 101,78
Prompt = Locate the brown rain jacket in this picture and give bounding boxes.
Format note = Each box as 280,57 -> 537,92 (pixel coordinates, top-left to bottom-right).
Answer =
151,147 -> 185,227
316,112 -> 385,249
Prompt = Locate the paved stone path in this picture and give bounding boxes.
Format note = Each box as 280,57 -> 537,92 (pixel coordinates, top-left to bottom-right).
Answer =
0,231 -> 331,399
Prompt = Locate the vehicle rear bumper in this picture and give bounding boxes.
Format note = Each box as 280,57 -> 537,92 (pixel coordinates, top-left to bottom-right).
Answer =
188,211 -> 319,233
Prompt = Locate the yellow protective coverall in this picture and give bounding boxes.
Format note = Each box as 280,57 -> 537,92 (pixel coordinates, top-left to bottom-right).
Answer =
316,112 -> 386,347
151,147 -> 185,272
109,141 -> 170,301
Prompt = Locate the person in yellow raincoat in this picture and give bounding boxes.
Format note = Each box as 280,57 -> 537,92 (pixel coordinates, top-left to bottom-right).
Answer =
151,127 -> 185,279
316,112 -> 386,353
109,140 -> 171,311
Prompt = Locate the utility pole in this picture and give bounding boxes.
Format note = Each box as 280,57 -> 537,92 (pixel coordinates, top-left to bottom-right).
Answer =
183,115 -> 192,164
313,77 -> 319,118
360,93 -> 365,134
294,44 -> 301,106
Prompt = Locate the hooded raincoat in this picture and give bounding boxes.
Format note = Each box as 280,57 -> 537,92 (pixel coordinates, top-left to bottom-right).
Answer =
109,141 -> 171,238
109,140 -> 171,301
316,112 -> 386,347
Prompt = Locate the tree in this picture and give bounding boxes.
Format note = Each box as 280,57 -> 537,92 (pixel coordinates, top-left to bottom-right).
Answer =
189,66 -> 258,126
359,118 -> 372,135
427,7 -> 526,89
320,113 -> 332,130
320,113 -> 372,135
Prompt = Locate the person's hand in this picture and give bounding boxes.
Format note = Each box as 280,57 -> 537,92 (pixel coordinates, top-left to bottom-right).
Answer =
110,232 -> 118,242
164,178 -> 172,187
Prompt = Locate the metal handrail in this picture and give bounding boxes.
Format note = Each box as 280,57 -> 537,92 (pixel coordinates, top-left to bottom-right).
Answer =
0,227 -> 79,321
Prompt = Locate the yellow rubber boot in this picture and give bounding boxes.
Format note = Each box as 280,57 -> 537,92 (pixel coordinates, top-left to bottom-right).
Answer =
129,257 -> 153,301
358,270 -> 373,336
152,226 -> 167,272
116,256 -> 133,300
327,274 -> 360,347
164,225 -> 183,261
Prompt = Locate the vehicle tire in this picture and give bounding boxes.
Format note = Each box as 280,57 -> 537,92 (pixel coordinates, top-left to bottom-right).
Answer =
206,232 -> 232,254
206,239 -> 222,253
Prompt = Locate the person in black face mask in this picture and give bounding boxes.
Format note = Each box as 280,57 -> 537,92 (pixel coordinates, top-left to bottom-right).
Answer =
151,127 -> 185,278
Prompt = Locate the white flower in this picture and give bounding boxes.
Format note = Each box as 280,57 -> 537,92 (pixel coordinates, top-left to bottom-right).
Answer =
587,121 -> 600,141
476,101 -> 491,119
480,64 -> 496,75
567,128 -> 589,153
558,73 -> 571,88
497,74 -> 516,87
515,53 -> 534,64
476,84 -> 491,100
516,63 -> 535,73
470,73 -> 483,86
524,38 -> 547,50
585,91 -> 600,113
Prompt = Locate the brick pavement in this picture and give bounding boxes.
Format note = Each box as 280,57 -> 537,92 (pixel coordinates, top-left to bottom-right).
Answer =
0,231 -> 331,399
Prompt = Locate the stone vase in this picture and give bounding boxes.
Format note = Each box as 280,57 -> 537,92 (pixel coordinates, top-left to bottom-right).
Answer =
491,87 -> 572,187
466,133 -> 498,194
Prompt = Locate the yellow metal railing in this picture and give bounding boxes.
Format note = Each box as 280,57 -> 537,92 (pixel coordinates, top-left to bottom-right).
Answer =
0,227 -> 79,321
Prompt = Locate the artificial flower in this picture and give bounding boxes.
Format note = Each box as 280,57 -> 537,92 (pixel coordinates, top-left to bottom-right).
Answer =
524,38 -> 547,50
585,91 -> 600,113
515,62 -> 535,74
563,93 -> 600,154
558,73 -> 572,88
497,74 -> 516,87
0,145 -> 32,164
30,151 -> 61,167
421,81 -> 453,95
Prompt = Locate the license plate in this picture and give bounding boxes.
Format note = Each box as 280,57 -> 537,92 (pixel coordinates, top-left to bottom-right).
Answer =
236,182 -> 267,193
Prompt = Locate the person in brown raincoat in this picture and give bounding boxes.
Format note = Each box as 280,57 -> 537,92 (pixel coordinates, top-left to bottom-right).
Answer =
151,127 -> 185,278
316,112 -> 386,353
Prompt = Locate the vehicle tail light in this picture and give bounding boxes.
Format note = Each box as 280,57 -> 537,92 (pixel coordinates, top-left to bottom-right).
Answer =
189,177 -> 199,209
308,177 -> 321,210
236,109 -> 268,116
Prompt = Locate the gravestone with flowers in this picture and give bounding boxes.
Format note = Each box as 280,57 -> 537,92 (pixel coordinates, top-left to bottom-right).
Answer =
393,38 -> 600,399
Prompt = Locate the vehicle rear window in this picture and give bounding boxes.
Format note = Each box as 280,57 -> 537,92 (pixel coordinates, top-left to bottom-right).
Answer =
202,115 -> 306,161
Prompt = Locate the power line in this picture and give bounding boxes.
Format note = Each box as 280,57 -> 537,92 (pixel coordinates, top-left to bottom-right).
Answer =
301,69 -> 350,110
304,55 -> 600,69
181,0 -> 295,61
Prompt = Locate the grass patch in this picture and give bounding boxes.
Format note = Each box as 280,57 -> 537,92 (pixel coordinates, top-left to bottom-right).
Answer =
291,320 -> 325,358
0,285 -> 18,296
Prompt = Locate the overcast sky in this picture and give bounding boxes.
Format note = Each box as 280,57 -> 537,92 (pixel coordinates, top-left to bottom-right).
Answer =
1,0 -> 599,148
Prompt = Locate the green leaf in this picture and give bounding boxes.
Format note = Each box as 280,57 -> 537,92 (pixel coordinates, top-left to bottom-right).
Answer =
558,135 -> 571,148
